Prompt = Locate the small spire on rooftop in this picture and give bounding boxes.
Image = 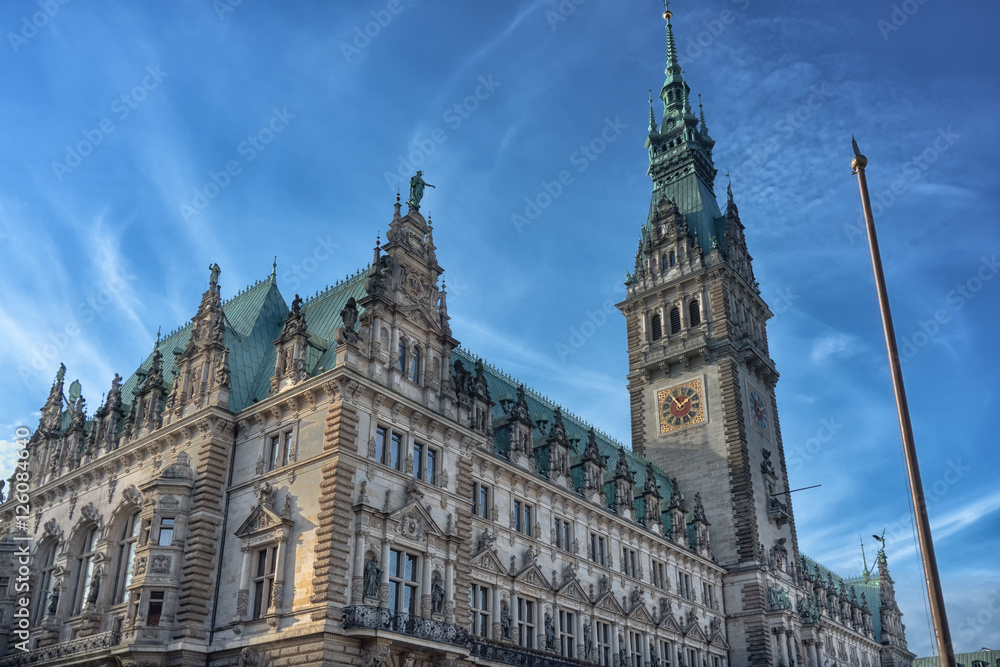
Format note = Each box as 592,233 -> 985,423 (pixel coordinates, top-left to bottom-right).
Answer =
271,256 -> 277,281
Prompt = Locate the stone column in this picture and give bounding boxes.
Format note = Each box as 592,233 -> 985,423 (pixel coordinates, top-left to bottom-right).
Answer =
817,640 -> 826,667
270,536 -> 286,613
420,555 -> 431,617
352,530 -> 366,604
491,590 -> 502,641
776,628 -> 789,667
577,611 -> 585,659
511,594 -> 520,644
444,558 -> 455,622
612,629 -> 621,667
807,640 -> 818,667
237,547 -> 251,620
379,540 -> 391,608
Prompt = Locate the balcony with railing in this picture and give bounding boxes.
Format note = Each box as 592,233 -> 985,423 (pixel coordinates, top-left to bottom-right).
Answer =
0,630 -> 121,667
343,605 -> 583,667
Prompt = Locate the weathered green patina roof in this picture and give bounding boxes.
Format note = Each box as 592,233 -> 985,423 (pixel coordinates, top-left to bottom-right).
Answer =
914,648 -> 1000,667
802,554 -> 884,642
454,348 -> 682,534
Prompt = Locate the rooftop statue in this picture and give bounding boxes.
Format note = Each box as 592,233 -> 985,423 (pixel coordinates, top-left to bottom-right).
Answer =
209,263 -> 221,287
407,171 -> 435,210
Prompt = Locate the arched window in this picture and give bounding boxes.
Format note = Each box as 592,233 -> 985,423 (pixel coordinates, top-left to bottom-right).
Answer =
669,250 -> 676,267
651,314 -> 662,341
397,340 -> 407,373
410,347 -> 421,383
689,299 -> 701,327
34,541 -> 61,625
113,512 -> 141,604
669,307 -> 681,334
73,527 -> 100,614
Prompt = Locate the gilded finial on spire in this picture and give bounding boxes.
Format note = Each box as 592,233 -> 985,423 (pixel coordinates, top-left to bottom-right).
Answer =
663,0 -> 672,21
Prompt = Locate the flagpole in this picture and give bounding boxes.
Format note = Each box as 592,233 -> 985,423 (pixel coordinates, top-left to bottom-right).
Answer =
851,138 -> 955,667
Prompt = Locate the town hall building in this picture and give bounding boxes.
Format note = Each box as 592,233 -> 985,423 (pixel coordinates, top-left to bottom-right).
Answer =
0,5 -> 915,667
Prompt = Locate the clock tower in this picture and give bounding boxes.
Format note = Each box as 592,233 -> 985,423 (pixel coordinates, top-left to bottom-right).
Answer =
618,6 -> 800,665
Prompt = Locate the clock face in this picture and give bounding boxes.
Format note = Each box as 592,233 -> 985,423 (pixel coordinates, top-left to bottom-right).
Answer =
748,387 -> 769,433
657,379 -> 706,433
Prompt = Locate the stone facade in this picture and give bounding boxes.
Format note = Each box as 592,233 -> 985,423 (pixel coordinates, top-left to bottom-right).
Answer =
0,7 -> 914,667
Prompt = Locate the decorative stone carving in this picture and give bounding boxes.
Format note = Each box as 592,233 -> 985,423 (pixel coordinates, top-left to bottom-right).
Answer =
150,555 -> 172,574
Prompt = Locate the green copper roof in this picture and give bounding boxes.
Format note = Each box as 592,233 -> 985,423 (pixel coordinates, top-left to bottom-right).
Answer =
801,554 -> 884,642
455,348 -> 682,534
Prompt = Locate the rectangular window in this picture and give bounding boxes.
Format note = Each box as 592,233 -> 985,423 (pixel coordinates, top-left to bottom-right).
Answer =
652,559 -> 667,590
590,533 -> 607,565
659,640 -> 673,667
678,571 -> 692,599
631,631 -> 645,667
596,621 -> 613,666
703,582 -> 716,610
471,583 -> 491,637
157,518 -> 174,547
688,648 -> 698,667
514,500 -> 534,535
388,549 -> 419,617
516,596 -> 535,649
470,482 -> 491,519
268,430 -> 293,470
622,546 -> 638,578
147,591 -> 165,627
413,442 -> 437,484
375,426 -> 402,470
251,546 -> 277,620
559,609 -> 575,658
554,517 -> 572,550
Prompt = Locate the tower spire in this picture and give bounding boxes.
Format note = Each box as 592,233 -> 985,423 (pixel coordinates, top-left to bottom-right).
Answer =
648,89 -> 657,133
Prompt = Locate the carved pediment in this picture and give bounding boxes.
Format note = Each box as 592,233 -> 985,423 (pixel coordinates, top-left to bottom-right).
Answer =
630,601 -> 656,625
595,590 -> 625,615
557,578 -> 588,603
235,503 -> 291,539
388,501 -> 443,543
659,610 -> 684,633
685,618 -> 709,643
710,628 -> 730,650
513,563 -> 552,591
470,547 -> 509,577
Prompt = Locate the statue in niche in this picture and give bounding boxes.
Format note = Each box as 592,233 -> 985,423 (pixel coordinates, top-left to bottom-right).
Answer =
363,554 -> 381,598
407,171 -> 435,209
431,572 -> 445,615
500,599 -> 512,639
544,612 -> 555,650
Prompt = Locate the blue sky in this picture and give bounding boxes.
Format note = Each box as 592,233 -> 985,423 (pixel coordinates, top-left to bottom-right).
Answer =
1,0 -> 997,656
